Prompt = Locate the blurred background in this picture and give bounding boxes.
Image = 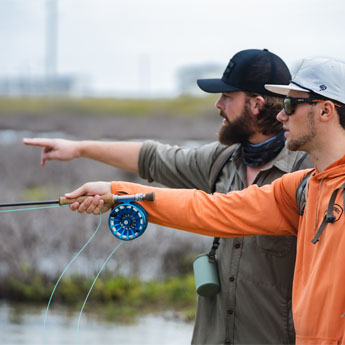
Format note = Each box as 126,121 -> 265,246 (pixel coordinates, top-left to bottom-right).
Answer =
1,0 -> 345,98
1,0 -> 345,344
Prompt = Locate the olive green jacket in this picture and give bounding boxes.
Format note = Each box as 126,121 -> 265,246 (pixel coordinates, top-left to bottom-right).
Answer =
138,140 -> 313,345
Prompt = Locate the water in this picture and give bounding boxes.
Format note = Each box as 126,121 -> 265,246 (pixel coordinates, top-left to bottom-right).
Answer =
0,303 -> 194,345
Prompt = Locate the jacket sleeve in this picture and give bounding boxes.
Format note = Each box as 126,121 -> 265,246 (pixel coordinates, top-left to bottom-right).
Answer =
112,170 -> 312,238
138,140 -> 223,192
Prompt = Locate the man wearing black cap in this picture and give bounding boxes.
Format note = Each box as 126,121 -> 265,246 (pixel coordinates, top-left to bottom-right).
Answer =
24,49 -> 312,344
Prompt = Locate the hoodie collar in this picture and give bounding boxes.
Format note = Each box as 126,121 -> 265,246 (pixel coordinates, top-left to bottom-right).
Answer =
313,154 -> 345,180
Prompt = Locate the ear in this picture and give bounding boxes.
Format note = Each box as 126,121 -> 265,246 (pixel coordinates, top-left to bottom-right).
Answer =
319,101 -> 337,123
250,96 -> 265,116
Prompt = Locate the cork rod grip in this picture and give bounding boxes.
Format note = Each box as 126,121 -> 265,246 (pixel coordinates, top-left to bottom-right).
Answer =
59,194 -> 115,206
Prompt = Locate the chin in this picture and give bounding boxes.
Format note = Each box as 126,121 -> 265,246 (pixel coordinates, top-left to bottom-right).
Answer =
286,140 -> 303,152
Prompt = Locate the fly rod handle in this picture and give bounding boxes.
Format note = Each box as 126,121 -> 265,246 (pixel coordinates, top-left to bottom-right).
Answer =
59,192 -> 155,206
59,194 -> 115,206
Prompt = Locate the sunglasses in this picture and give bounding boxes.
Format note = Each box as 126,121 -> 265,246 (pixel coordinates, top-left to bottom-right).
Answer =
283,96 -> 342,115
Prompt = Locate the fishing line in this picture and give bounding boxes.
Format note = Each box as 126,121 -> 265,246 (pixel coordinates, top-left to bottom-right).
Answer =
42,211 -> 103,345
76,241 -> 124,345
0,193 -> 154,344
0,204 -> 65,213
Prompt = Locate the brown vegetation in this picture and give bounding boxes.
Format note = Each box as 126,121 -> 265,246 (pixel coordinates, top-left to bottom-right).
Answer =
0,98 -> 219,286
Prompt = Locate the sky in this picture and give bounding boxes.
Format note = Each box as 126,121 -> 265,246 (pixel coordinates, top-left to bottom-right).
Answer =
0,0 -> 345,97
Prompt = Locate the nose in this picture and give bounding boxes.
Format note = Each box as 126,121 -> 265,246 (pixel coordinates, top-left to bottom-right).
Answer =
215,95 -> 224,110
277,109 -> 288,123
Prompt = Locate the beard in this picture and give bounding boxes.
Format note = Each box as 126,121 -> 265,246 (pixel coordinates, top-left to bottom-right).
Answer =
218,101 -> 256,146
286,108 -> 316,151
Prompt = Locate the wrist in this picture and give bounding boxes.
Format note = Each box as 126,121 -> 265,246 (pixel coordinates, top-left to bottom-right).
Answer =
77,140 -> 92,158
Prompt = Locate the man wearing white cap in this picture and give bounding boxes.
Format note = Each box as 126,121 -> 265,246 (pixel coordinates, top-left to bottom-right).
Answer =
66,57 -> 345,343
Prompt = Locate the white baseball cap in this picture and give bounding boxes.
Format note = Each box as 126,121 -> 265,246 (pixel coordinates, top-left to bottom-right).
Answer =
265,57 -> 345,104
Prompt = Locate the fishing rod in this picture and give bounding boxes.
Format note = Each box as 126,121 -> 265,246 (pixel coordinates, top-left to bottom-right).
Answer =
0,192 -> 155,208
0,192 -> 155,241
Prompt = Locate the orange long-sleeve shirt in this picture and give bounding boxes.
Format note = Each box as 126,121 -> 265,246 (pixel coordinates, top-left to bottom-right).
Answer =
111,155 -> 345,344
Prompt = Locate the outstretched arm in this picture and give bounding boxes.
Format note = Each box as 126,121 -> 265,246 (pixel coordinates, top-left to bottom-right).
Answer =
64,171 -> 309,238
23,138 -> 142,172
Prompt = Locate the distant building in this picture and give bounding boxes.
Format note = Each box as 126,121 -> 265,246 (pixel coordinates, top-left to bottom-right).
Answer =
176,63 -> 224,96
0,75 -> 86,97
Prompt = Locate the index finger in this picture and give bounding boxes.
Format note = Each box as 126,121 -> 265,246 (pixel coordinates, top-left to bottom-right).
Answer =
22,138 -> 54,148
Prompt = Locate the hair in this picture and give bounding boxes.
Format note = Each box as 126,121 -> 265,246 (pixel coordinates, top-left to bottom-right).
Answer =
335,105 -> 345,129
309,92 -> 345,130
244,92 -> 283,136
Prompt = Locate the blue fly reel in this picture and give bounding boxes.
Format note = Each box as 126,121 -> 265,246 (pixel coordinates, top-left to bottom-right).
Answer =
108,193 -> 154,241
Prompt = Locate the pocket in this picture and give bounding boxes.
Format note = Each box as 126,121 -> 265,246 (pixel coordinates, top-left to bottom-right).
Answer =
296,334 -> 338,345
256,235 -> 296,257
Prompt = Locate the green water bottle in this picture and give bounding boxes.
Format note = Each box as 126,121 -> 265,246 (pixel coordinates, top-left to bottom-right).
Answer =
193,253 -> 220,297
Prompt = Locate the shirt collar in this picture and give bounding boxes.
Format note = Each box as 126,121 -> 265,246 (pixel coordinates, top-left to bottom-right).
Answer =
268,146 -> 304,173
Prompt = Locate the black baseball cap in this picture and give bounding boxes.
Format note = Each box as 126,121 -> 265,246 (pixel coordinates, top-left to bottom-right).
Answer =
197,49 -> 291,97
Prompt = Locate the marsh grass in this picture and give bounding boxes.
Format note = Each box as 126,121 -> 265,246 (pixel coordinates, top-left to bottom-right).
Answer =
0,95 -> 215,322
0,95 -> 218,117
1,270 -> 197,322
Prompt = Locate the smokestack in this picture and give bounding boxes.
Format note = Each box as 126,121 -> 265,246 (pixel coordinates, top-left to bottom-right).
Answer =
45,0 -> 58,93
